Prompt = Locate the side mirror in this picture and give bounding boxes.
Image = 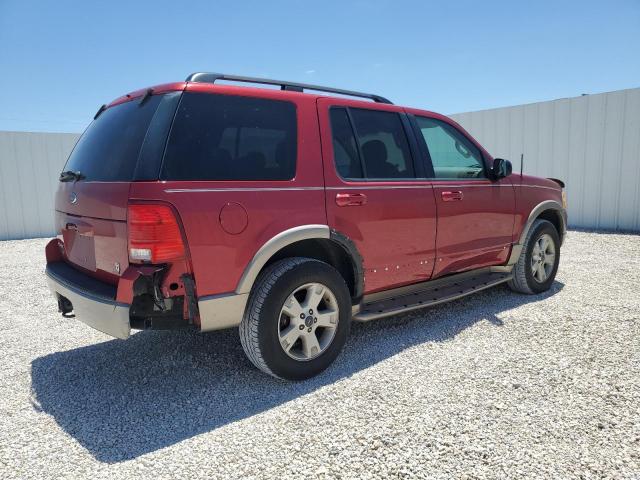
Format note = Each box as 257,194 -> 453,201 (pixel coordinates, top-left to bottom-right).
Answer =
491,158 -> 512,179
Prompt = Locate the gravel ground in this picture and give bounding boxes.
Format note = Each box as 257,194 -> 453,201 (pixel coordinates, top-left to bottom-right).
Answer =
0,231 -> 638,479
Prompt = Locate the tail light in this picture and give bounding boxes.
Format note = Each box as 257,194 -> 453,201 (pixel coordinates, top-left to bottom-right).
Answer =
128,204 -> 185,264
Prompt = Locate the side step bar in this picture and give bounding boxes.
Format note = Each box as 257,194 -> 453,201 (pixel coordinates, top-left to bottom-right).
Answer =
353,269 -> 512,322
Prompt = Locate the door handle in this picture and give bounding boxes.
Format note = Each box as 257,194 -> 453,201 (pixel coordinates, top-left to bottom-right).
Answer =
441,190 -> 464,202
335,193 -> 367,207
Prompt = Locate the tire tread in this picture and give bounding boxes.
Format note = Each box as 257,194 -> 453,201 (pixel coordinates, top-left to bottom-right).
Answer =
239,257 -> 322,379
508,218 -> 555,294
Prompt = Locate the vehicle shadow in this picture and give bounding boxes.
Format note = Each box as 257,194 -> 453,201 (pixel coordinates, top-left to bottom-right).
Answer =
30,281 -> 563,463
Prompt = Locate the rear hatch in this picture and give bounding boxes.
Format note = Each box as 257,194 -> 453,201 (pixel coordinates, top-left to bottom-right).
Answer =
55,91 -> 180,283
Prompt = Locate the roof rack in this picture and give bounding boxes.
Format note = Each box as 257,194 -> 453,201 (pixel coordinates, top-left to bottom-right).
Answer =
185,72 -> 393,104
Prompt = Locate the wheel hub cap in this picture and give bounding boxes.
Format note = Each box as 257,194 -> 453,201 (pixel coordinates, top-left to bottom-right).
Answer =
531,233 -> 556,283
278,282 -> 339,361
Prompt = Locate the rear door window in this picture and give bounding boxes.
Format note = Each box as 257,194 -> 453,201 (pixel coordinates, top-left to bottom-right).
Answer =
63,95 -> 163,181
328,107 -> 415,180
161,92 -> 297,181
351,108 -> 415,179
329,108 -> 363,179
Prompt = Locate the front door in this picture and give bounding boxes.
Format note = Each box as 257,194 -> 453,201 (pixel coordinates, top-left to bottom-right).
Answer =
411,114 -> 515,278
317,98 -> 438,294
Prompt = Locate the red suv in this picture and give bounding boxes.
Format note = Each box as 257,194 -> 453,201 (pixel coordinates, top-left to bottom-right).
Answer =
45,73 -> 567,380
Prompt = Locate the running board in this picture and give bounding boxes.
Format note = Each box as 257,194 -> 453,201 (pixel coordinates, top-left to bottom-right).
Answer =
353,269 -> 512,322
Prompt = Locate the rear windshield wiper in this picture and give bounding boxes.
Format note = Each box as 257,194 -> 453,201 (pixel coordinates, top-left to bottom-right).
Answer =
59,170 -> 86,182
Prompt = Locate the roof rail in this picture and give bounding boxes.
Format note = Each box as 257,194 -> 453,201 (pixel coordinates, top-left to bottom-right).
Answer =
185,72 -> 393,104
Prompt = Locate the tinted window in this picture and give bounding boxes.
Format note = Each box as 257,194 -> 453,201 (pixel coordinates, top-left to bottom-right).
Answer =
162,92 -> 296,181
63,95 -> 163,181
329,108 -> 363,179
350,108 -> 414,179
416,116 -> 485,179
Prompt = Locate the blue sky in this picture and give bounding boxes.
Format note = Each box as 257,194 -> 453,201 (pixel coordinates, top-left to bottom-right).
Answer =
1,0 -> 638,133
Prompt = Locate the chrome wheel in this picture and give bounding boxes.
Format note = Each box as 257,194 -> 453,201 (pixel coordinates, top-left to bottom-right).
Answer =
531,233 -> 556,283
278,282 -> 339,361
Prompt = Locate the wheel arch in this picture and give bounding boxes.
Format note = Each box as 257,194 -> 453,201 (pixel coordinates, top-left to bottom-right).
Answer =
235,225 -> 364,304
507,201 -> 566,266
519,200 -> 566,246
536,209 -> 565,243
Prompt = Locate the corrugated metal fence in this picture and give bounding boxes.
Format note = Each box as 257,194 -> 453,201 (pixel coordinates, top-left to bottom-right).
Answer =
0,87 -> 638,240
451,87 -> 640,231
0,131 -> 79,240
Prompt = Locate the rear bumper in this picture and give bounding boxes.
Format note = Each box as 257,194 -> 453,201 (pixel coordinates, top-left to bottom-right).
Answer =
45,261 -> 131,339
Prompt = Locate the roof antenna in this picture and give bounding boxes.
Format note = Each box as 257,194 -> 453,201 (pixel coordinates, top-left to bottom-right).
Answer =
520,153 -> 524,176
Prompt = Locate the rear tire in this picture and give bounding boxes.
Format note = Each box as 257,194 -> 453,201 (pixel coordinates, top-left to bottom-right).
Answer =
508,219 -> 560,294
239,257 -> 351,380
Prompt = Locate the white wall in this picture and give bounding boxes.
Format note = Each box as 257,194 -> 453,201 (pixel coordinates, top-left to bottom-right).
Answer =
0,131 -> 79,240
451,87 -> 640,231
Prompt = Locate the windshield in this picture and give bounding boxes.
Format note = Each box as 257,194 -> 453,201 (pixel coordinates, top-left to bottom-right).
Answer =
63,95 -> 163,181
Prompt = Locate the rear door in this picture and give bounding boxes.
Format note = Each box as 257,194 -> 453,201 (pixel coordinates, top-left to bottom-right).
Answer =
55,92 -> 180,283
318,98 -> 437,294
409,113 -> 515,278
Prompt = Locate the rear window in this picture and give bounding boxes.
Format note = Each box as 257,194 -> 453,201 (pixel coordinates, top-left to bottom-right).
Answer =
64,95 -> 163,181
161,92 -> 297,181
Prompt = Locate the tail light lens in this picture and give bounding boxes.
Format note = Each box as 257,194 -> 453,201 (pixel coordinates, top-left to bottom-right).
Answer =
128,204 -> 185,264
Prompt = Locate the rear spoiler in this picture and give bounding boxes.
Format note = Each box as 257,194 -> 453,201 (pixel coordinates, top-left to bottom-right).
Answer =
547,178 -> 565,188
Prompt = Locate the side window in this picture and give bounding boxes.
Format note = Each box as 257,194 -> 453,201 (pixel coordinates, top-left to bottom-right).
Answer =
329,108 -> 363,179
162,92 -> 296,181
328,107 -> 415,180
350,108 -> 414,179
415,116 -> 485,179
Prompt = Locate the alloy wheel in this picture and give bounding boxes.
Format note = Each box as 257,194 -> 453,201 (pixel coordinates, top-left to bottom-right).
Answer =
277,283 -> 339,361
531,233 -> 556,283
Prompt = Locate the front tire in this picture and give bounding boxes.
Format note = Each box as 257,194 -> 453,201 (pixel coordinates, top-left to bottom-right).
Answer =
508,219 -> 560,294
239,257 -> 351,380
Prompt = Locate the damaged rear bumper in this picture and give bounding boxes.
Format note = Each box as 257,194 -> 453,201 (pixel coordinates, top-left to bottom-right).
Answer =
45,261 -> 131,339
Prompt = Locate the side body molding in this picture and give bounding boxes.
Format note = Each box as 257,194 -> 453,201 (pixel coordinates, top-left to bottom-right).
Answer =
507,200 -> 567,266
199,225 -> 330,332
